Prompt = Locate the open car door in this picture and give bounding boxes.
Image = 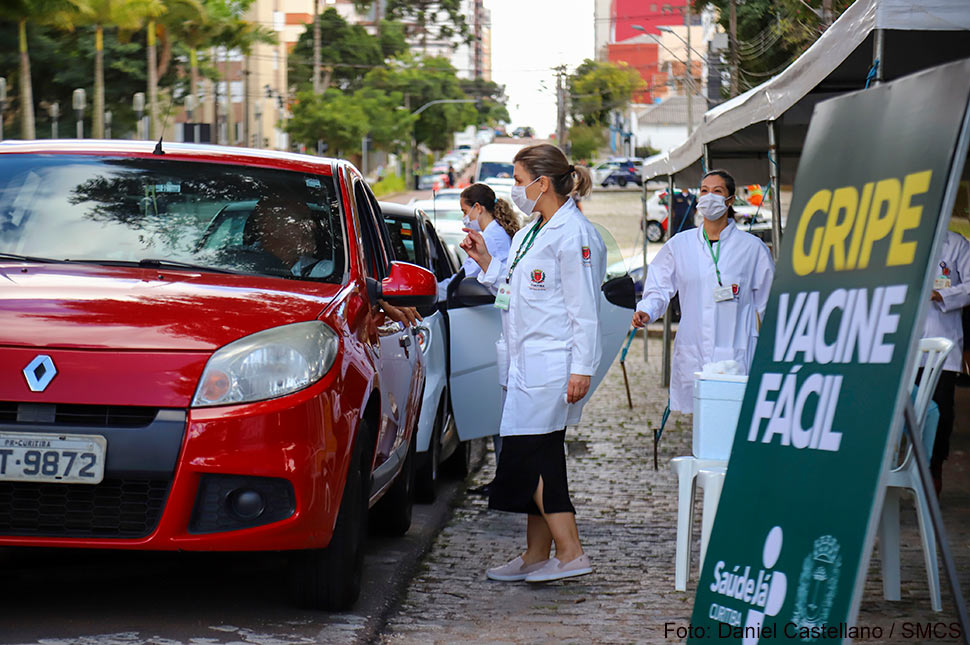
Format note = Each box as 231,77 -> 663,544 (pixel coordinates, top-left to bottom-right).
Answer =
590,222 -> 635,396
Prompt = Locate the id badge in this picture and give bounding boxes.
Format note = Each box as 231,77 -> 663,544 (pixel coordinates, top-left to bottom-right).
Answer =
934,276 -> 951,290
495,283 -> 512,310
713,285 -> 734,302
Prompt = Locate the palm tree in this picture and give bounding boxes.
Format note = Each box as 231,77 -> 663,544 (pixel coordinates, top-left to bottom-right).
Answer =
0,0 -> 86,139
146,0 -> 203,139
76,0 -> 145,138
214,15 -> 276,144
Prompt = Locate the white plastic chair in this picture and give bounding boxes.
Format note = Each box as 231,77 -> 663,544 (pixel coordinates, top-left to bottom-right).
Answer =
877,337 -> 953,612
670,456 -> 727,590
697,465 -> 727,574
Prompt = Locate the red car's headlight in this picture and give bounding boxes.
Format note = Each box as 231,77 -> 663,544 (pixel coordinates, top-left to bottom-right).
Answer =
192,321 -> 339,407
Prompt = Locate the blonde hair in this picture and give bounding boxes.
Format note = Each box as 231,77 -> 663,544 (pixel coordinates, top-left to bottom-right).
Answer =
460,183 -> 521,238
513,143 -> 592,198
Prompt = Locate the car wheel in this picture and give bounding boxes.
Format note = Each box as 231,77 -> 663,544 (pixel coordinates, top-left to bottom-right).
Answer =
617,176 -> 628,187
441,435 -> 471,479
288,419 -> 371,610
646,221 -> 664,243
415,398 -> 444,503
369,430 -> 416,536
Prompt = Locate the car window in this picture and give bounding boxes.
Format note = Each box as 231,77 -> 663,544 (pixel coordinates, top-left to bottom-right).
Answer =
0,155 -> 345,282
477,161 -> 514,181
383,217 -> 424,266
354,181 -> 389,279
423,220 -> 457,281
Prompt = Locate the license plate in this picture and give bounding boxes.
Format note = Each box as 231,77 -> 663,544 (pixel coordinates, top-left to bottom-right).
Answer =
0,432 -> 107,484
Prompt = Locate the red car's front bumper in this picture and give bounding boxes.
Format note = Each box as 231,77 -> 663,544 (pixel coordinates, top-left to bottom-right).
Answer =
0,372 -> 356,552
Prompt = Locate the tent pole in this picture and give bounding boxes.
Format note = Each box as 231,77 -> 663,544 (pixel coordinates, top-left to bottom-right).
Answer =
873,29 -> 885,86
768,120 -> 782,261
703,144 -> 710,172
662,173 -> 675,388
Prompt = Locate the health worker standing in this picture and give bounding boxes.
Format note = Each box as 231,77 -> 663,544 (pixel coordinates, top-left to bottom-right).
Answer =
632,169 -> 775,413
461,144 -> 604,584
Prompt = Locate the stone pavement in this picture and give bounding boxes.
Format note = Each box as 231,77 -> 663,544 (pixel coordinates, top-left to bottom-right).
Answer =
379,337 -> 970,644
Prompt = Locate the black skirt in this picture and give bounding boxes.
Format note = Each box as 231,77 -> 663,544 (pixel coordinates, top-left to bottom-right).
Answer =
488,429 -> 576,516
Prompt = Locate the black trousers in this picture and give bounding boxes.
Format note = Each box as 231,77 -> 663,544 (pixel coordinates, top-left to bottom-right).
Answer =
916,368 -> 956,470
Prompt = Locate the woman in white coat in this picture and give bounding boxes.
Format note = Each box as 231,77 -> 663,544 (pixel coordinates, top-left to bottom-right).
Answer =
632,169 -> 775,413
461,143 -> 604,583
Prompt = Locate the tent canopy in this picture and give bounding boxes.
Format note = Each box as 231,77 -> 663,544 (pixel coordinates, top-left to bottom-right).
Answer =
641,0 -> 970,188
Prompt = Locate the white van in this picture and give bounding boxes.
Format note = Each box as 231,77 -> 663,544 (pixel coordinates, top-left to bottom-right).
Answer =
474,142 -> 526,184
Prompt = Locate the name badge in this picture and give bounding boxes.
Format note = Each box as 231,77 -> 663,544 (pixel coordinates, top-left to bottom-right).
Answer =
934,276 -> 951,290
494,283 -> 512,310
713,285 -> 735,302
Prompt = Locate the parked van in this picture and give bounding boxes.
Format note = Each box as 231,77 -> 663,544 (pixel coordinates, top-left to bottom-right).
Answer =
474,142 -> 526,184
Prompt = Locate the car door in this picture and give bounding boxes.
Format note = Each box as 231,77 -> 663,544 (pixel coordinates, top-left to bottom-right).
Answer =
354,182 -> 416,473
590,223 -> 636,396
429,225 -> 505,442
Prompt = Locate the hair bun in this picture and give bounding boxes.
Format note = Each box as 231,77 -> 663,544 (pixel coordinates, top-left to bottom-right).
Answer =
568,164 -> 575,173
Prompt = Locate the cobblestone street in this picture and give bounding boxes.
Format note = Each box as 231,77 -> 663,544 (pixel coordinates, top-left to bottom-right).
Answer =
379,338 -> 970,643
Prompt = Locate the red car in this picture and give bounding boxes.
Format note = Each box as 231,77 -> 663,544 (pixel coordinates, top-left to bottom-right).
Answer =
0,140 -> 436,609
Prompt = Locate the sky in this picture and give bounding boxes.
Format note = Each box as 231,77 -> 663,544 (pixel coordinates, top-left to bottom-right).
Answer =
483,0 -> 595,138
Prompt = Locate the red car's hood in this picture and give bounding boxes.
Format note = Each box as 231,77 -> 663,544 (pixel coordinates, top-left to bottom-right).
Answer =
0,262 -> 342,351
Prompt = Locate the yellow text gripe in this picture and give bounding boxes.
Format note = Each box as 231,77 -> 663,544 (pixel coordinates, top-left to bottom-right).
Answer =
792,169 -> 932,276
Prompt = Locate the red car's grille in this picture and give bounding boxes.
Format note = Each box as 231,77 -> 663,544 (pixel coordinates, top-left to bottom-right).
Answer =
0,479 -> 170,538
0,402 -> 158,428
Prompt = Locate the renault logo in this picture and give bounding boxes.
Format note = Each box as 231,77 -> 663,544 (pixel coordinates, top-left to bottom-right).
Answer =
23,355 -> 57,392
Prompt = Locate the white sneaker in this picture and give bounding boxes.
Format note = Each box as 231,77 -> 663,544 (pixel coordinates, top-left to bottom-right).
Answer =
486,555 -> 550,582
524,554 -> 593,583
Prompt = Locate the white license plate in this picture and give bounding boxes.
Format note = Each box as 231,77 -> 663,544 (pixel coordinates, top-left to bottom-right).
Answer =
0,432 -> 107,484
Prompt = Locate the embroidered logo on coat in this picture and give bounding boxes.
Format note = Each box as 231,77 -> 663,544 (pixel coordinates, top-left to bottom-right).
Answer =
940,261 -> 950,277
582,246 -> 591,260
531,269 -> 546,284
732,283 -> 740,297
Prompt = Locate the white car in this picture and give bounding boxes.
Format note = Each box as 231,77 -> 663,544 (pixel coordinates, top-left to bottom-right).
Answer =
643,188 -> 774,243
380,202 -> 636,501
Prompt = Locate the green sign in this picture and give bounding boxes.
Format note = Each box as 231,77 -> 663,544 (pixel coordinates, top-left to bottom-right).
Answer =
689,58 -> 970,643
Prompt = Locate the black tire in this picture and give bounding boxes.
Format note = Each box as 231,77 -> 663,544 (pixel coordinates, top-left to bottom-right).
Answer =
369,431 -> 416,536
646,221 -> 664,243
441,435 -> 471,479
415,399 -> 444,503
617,176 -> 628,187
288,420 -> 371,611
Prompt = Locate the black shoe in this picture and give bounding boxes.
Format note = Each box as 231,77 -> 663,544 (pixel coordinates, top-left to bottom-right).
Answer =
468,481 -> 493,496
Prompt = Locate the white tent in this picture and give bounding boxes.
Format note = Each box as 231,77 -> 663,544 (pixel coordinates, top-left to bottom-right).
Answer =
641,0 -> 970,187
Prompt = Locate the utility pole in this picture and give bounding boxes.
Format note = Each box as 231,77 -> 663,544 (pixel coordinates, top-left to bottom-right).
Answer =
822,0 -> 833,29
243,56 -> 251,146
555,65 -> 567,150
312,0 -> 322,94
685,3 -> 694,134
729,0 -> 739,97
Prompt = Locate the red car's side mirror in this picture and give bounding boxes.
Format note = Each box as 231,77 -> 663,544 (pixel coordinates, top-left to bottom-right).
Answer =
368,261 -> 437,307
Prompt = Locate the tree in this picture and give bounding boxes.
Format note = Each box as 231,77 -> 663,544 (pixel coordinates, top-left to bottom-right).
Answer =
362,56 -> 476,152
567,59 -> 644,128
288,9 -> 406,95
143,0 -> 203,138
286,89 -> 368,157
355,0 -> 470,52
568,123 -> 606,162
459,77 -> 510,127
691,0 -> 854,92
0,0 -> 85,139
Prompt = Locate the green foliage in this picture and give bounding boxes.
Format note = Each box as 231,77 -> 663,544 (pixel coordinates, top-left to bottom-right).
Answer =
692,0 -> 855,91
459,77 -> 509,126
287,89 -> 367,157
567,59 -> 644,127
370,172 -> 406,197
634,145 -> 660,159
355,0 -> 470,48
568,123 -> 606,162
362,56 -> 477,151
0,22 -> 179,137
288,8 -> 404,93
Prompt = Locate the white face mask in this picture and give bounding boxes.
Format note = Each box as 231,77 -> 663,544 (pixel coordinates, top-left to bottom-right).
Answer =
461,209 -> 482,232
696,193 -> 730,221
511,177 -> 543,215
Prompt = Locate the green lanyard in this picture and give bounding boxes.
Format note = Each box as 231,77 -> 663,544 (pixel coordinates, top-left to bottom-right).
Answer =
703,229 -> 723,286
505,218 -> 546,283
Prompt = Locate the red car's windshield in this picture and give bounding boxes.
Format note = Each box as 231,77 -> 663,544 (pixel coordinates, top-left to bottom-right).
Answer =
0,155 -> 345,282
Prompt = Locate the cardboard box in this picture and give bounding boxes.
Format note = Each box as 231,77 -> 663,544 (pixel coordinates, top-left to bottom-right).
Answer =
692,373 -> 748,460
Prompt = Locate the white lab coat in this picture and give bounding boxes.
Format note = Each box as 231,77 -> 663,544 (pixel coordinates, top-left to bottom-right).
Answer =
479,198 -> 605,436
922,230 -> 970,373
637,220 -> 774,413
437,219 -> 511,300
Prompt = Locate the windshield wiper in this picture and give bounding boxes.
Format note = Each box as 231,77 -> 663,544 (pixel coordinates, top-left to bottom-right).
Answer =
76,258 -> 240,275
0,253 -> 67,264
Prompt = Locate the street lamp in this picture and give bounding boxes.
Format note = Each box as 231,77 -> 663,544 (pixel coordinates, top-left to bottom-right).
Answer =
104,110 -> 112,139
0,77 -> 6,141
48,101 -> 59,139
185,94 -> 200,143
657,26 -> 707,60
254,100 -> 263,149
133,92 -> 145,139
72,88 -> 86,139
